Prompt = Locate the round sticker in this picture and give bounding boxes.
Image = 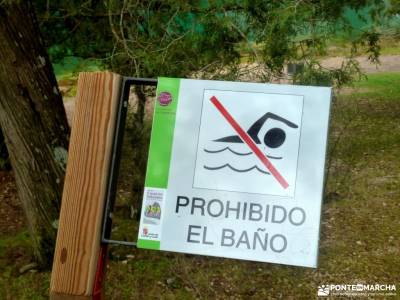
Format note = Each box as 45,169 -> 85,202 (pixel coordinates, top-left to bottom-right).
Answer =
158,92 -> 172,106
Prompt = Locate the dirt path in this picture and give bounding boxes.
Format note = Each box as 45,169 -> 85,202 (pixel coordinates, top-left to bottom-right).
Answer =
321,55 -> 400,73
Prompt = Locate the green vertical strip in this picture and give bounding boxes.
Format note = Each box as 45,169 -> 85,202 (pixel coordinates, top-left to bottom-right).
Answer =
137,239 -> 160,250
145,77 -> 181,188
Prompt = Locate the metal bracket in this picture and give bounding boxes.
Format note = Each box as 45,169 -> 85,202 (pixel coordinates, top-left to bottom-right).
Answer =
101,77 -> 157,246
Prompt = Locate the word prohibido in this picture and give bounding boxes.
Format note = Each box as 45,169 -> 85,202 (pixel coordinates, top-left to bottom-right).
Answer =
175,196 -> 306,226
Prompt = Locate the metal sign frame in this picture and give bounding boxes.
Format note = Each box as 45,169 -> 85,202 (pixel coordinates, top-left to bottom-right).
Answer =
101,77 -> 157,247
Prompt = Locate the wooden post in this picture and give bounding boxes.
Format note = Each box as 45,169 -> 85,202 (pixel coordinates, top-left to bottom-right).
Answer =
50,72 -> 122,299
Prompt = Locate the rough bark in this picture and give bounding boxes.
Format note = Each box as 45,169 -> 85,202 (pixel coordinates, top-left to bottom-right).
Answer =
0,127 -> 10,170
0,1 -> 70,268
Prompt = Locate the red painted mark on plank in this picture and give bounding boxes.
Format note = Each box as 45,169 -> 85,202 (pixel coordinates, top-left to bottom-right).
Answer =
210,96 -> 289,189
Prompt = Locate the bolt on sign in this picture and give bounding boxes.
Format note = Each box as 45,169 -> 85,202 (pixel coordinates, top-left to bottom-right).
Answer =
138,78 -> 331,268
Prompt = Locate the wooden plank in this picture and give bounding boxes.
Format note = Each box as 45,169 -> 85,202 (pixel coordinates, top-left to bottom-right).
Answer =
50,72 -> 122,299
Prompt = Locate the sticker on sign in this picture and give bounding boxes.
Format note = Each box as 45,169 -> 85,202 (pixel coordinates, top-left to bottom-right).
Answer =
138,78 -> 331,268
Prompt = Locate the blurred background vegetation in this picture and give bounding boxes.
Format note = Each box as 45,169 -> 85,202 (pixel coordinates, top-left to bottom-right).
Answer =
34,0 -> 400,84
0,0 -> 399,299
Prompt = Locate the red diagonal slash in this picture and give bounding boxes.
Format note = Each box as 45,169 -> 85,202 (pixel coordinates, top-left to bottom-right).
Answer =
210,96 -> 289,189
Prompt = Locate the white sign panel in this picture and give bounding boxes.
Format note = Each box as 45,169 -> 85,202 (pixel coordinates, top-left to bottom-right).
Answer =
138,78 -> 331,268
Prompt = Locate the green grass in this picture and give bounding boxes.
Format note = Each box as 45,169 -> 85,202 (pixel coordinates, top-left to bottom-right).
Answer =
0,231 -> 51,299
1,72 -> 399,299
353,72 -> 400,94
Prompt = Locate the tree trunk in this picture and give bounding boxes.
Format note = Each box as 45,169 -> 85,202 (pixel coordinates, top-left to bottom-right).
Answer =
0,1 -> 70,268
0,127 -> 10,170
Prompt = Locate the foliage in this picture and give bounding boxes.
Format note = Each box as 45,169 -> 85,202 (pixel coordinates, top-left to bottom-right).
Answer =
106,0 -> 389,87
34,0 -> 113,62
292,59 -> 362,86
33,1 -> 399,88
389,0 -> 400,14
52,56 -> 104,81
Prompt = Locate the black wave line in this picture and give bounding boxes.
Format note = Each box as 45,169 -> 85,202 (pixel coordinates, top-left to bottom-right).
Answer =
203,147 -> 282,159
204,164 -> 270,175
204,147 -> 251,156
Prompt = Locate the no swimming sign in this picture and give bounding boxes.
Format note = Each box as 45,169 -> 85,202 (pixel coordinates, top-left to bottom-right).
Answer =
137,78 -> 331,268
